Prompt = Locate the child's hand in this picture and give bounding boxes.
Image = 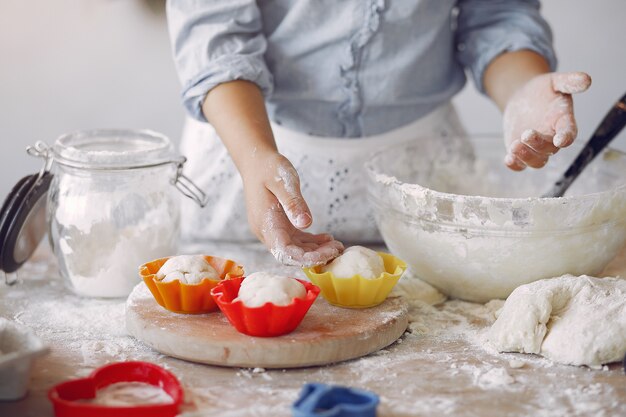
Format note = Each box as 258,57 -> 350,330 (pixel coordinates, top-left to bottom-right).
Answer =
502,72 -> 591,171
243,152 -> 344,267
201,80 -> 344,267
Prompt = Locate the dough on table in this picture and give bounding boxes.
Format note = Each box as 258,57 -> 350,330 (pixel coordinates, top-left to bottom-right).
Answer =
156,255 -> 218,284
488,274 -> 626,367
236,272 -> 306,307
321,246 -> 385,279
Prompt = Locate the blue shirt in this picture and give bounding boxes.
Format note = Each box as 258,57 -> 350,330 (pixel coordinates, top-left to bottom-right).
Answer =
167,0 -> 556,138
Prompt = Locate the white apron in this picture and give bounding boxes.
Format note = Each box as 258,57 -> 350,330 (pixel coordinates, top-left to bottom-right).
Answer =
179,103 -> 469,243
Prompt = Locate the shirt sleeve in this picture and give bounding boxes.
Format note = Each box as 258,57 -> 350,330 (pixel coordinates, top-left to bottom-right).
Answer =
455,0 -> 557,93
166,0 -> 273,122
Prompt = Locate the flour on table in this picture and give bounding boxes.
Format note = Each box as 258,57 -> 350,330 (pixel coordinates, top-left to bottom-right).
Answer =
157,255 -> 218,284
235,272 -> 306,307
390,274 -> 447,305
508,359 -> 525,369
476,367 -> 515,389
9,241 -> 626,417
321,246 -> 385,279
88,382 -> 173,406
488,275 -> 626,366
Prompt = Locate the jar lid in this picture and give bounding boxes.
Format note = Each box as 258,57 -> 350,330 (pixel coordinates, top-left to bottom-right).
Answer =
0,171 -> 52,279
53,129 -> 179,170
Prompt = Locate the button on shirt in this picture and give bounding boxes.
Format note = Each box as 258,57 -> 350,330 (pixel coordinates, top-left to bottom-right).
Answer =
167,0 -> 556,138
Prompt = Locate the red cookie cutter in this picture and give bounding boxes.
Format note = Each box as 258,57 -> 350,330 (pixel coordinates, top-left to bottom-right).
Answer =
211,277 -> 320,337
48,361 -> 183,417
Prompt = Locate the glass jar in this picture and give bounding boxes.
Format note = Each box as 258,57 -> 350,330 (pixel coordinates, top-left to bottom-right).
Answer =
38,130 -> 205,298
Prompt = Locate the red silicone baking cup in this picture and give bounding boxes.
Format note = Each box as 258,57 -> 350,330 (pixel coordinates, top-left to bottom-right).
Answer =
48,361 -> 183,417
210,277 -> 320,337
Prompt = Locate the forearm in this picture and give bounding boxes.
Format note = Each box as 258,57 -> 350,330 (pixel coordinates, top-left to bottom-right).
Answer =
483,50 -> 551,111
201,80 -> 277,179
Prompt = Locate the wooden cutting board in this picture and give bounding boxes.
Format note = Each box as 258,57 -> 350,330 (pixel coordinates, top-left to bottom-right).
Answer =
126,283 -> 409,369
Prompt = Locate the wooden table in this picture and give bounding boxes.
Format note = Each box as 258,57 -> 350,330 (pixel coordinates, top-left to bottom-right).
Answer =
1,241 -> 625,417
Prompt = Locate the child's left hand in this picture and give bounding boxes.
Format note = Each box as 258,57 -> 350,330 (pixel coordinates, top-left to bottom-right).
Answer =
502,72 -> 592,171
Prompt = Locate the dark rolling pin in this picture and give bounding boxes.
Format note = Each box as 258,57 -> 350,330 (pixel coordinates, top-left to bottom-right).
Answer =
543,92 -> 626,198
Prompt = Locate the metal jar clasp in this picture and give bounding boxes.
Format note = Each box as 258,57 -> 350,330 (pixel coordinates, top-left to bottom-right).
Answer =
172,157 -> 208,208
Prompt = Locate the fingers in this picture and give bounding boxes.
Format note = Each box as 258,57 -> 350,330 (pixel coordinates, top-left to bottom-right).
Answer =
553,110 -> 578,148
301,239 -> 344,267
271,244 -> 304,266
271,238 -> 343,267
551,73 -> 587,148
503,71 -> 590,172
269,162 -> 312,229
268,227 -> 344,267
505,129 -> 554,170
521,129 -> 559,154
297,232 -> 335,245
551,72 -> 592,95
504,153 -> 526,171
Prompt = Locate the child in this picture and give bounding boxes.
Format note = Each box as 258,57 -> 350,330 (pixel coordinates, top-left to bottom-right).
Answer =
166,0 -> 591,267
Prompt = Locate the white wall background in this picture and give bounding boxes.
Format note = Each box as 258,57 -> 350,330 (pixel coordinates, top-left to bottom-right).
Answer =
1,0 -> 625,199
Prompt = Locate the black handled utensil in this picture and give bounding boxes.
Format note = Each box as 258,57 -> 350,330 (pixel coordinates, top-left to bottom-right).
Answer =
542,92 -> 626,198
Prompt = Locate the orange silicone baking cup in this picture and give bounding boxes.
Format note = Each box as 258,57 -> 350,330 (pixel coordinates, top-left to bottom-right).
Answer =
211,277 -> 320,337
139,256 -> 244,314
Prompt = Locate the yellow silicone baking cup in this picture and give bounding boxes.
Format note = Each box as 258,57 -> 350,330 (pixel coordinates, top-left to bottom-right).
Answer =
302,252 -> 407,308
139,255 -> 244,314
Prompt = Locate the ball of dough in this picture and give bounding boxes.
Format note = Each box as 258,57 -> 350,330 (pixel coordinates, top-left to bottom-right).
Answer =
321,246 -> 385,279
236,272 -> 306,308
156,255 -> 218,284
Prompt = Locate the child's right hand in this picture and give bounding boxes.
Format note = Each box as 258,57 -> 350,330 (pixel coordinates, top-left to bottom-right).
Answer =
202,80 -> 343,266
242,151 -> 344,267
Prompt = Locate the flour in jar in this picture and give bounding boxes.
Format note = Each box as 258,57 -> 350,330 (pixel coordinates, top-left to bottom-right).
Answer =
53,170 -> 179,298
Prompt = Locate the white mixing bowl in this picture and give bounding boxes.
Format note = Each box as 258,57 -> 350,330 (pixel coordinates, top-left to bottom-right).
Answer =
366,136 -> 626,302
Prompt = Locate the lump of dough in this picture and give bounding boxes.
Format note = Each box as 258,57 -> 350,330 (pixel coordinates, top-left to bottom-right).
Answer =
488,274 -> 626,367
321,246 -> 385,279
236,272 -> 306,307
156,255 -> 218,284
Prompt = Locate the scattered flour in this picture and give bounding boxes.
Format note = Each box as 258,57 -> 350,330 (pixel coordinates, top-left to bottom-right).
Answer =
4,242 -> 625,417
508,359 -> 525,369
476,367 -> 515,389
391,273 -> 447,305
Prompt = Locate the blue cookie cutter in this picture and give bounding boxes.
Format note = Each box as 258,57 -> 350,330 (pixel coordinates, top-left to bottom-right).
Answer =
292,382 -> 379,417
